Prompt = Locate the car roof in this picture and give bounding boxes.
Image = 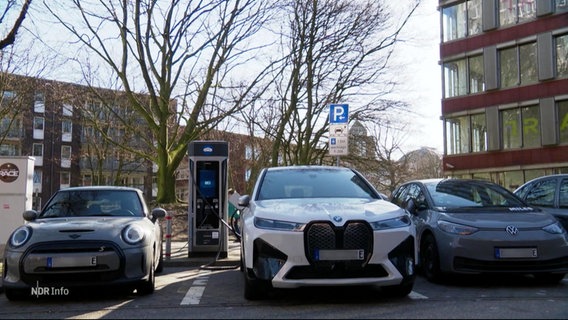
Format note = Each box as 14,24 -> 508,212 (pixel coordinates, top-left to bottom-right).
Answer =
265,165 -> 352,172
57,186 -> 142,192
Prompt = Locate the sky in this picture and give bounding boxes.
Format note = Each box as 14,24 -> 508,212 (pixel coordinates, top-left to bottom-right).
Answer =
4,0 -> 444,155
389,0 -> 443,154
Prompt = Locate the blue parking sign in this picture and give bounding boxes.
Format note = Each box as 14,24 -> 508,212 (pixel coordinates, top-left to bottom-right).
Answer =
329,104 -> 348,124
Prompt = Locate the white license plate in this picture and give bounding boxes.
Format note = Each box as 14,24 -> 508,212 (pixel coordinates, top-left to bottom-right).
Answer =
495,247 -> 538,259
315,249 -> 364,261
47,256 -> 97,268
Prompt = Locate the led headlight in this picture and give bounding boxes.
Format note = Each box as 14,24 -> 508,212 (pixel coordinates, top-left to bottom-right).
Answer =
10,226 -> 32,248
542,221 -> 565,235
122,224 -> 145,244
370,215 -> 412,230
438,220 -> 478,235
254,217 -> 305,231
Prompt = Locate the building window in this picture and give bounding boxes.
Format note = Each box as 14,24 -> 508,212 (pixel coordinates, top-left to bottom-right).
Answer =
557,34 -> 568,78
519,42 -> 537,85
62,103 -> 73,116
33,143 -> 43,166
442,2 -> 467,42
445,116 -> 470,155
60,171 -> 70,188
521,105 -> 540,148
444,58 -> 467,98
34,92 -> 45,113
499,0 -> 536,27
33,117 -> 44,140
62,119 -> 73,142
0,144 -> 17,156
469,55 -> 484,93
499,46 -> 518,88
471,113 -> 487,152
502,108 -> 522,149
0,117 -> 22,138
467,0 -> 482,36
245,168 -> 251,182
61,145 -> 72,168
559,100 -> 568,144
558,0 -> 568,12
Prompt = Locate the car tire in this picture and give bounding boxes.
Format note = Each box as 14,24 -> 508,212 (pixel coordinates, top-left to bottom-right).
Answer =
421,234 -> 442,283
243,269 -> 270,300
533,272 -> 566,284
381,280 -> 414,298
137,259 -> 155,295
5,288 -> 27,301
156,243 -> 164,273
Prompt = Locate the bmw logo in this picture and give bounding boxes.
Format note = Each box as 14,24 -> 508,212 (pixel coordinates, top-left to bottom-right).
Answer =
332,216 -> 342,223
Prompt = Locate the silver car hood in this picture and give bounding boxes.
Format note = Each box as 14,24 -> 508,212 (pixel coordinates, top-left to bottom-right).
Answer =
438,210 -> 558,228
253,198 -> 405,226
25,217 -> 149,242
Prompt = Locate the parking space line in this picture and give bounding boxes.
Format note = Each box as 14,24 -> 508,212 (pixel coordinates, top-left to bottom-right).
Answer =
408,290 -> 428,299
180,273 -> 210,305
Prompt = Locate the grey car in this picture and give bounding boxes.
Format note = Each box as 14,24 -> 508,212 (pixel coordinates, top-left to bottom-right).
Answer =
514,174 -> 568,231
391,178 -> 568,284
2,186 -> 166,300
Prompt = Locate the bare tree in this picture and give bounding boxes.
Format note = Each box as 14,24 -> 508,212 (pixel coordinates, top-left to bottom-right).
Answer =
45,0 -> 274,203
0,0 -> 32,50
243,0 -> 420,170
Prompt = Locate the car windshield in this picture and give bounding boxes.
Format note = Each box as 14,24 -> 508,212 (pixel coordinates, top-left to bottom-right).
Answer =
257,168 -> 380,200
425,179 -> 527,208
39,189 -> 144,218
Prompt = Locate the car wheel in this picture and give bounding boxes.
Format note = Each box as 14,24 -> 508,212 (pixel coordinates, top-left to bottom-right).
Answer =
137,258 -> 156,295
5,288 -> 27,301
156,243 -> 164,273
243,269 -> 270,300
533,272 -> 566,284
421,234 -> 442,283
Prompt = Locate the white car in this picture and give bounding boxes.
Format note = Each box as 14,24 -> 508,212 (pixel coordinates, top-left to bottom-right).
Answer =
237,165 -> 416,300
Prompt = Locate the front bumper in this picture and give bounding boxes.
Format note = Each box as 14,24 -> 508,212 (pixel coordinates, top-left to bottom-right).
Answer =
3,240 -> 151,291
245,220 -> 416,288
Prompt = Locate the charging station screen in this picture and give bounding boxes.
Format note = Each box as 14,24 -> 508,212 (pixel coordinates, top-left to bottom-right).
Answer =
198,168 -> 218,198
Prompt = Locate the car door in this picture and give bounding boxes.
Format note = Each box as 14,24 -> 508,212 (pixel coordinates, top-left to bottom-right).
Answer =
522,176 -> 568,229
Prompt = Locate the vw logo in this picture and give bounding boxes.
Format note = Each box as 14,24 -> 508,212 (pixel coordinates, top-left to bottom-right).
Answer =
505,225 -> 518,235
332,216 -> 342,223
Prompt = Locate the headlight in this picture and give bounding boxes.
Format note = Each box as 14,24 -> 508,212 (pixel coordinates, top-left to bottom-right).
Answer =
122,224 -> 145,244
254,217 -> 305,231
370,215 -> 411,230
10,226 -> 32,248
438,220 -> 478,235
542,222 -> 565,234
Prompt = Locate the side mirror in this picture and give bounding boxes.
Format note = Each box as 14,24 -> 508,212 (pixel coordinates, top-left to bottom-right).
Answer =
23,210 -> 38,221
238,195 -> 251,207
405,199 -> 417,215
151,208 -> 167,223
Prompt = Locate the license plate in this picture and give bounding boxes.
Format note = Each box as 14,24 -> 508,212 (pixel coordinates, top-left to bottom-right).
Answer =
47,256 -> 97,268
495,247 -> 538,259
314,249 -> 364,261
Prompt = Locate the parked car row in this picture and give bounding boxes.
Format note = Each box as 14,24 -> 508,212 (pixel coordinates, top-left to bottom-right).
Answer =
2,166 -> 566,303
237,166 -> 568,300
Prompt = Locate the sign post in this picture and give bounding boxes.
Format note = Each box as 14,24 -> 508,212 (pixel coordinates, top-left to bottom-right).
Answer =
329,104 -> 349,161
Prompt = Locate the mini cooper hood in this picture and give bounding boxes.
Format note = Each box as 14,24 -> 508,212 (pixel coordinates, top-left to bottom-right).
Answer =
254,198 -> 405,225
26,217 -> 147,237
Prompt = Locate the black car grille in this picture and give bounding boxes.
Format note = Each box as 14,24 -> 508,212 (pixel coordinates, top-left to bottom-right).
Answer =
285,221 -> 386,279
19,240 -> 124,286
454,256 -> 568,273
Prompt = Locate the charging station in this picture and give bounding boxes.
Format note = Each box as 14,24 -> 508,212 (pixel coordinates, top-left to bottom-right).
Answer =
188,141 -> 229,258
